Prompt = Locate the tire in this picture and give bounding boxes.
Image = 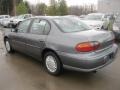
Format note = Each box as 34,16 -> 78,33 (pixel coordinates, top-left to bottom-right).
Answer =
117,38 -> 120,42
17,21 -> 21,26
44,51 -> 62,76
101,26 -> 104,29
10,24 -> 16,28
5,38 -> 14,53
4,26 -> 7,28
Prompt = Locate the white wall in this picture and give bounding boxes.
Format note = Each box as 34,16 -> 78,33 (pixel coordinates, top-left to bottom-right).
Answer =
98,0 -> 120,14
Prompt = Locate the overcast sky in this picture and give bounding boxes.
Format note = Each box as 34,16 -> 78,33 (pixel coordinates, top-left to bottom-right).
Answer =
25,0 -> 98,6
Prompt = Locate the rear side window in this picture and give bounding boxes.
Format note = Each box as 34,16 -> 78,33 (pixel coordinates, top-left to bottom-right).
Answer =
30,19 -> 50,35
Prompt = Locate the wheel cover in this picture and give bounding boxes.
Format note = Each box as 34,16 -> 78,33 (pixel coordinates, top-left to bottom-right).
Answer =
5,41 -> 10,52
46,55 -> 57,73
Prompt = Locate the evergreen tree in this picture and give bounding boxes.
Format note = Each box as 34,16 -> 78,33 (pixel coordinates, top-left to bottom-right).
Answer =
24,1 -> 31,14
36,3 -> 47,15
0,0 -> 22,15
47,0 -> 58,15
58,0 -> 68,15
16,1 -> 28,15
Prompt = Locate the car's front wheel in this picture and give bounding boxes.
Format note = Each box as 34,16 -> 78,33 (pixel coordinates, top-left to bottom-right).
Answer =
44,52 -> 62,75
5,39 -> 13,53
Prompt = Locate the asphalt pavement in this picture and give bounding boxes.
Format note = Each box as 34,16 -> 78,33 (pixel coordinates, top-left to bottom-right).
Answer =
0,27 -> 120,90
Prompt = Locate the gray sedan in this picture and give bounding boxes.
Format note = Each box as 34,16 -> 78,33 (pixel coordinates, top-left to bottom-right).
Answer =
4,16 -> 118,75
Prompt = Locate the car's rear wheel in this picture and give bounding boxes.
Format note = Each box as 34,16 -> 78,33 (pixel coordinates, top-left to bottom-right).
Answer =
5,39 -> 13,53
44,52 -> 62,75
4,26 -> 7,28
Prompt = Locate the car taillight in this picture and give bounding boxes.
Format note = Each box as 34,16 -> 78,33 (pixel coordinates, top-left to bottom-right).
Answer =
75,41 -> 100,52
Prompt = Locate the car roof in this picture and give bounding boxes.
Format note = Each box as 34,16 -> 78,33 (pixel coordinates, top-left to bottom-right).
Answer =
88,13 -> 104,16
31,16 -> 68,20
19,14 -> 32,15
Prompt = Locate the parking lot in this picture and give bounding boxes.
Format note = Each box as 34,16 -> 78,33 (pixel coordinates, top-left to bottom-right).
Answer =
0,27 -> 120,90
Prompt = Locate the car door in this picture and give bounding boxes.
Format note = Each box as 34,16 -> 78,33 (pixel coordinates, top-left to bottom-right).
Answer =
10,19 -> 32,53
25,18 -> 51,60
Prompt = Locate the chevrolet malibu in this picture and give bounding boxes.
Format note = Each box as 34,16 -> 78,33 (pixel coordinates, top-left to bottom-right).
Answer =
4,16 -> 118,75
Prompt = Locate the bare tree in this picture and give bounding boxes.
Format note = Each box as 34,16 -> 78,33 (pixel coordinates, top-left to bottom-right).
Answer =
68,4 -> 97,16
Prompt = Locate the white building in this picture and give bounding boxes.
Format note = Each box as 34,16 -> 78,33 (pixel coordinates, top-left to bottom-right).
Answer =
98,0 -> 120,27
98,0 -> 120,14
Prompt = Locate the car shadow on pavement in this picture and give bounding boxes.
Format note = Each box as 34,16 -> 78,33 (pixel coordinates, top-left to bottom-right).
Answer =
5,51 -> 104,79
1,46 -> 120,90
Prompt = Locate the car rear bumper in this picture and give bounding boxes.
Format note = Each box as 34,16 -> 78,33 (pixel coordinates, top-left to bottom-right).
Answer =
57,44 -> 118,72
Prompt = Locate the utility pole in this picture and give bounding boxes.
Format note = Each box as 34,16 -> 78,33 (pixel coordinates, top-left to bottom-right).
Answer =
11,0 -> 16,16
5,0 -> 9,15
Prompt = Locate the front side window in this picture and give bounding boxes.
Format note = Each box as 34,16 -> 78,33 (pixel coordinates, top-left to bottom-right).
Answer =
53,17 -> 90,33
30,19 -> 50,35
17,19 -> 31,33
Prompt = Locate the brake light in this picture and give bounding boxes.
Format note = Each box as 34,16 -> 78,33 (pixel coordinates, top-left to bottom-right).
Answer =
75,41 -> 100,52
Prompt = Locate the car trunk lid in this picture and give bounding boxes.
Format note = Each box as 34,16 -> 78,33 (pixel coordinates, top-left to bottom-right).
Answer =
67,29 -> 114,51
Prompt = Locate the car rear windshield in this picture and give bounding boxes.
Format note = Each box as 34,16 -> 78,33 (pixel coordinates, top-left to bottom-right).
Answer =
53,17 -> 90,33
17,15 -> 24,19
84,14 -> 102,20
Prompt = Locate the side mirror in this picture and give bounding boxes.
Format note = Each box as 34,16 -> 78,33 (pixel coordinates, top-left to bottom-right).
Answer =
11,28 -> 18,32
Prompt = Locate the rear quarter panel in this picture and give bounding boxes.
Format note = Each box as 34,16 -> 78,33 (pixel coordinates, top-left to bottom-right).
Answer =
45,21 -> 89,54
